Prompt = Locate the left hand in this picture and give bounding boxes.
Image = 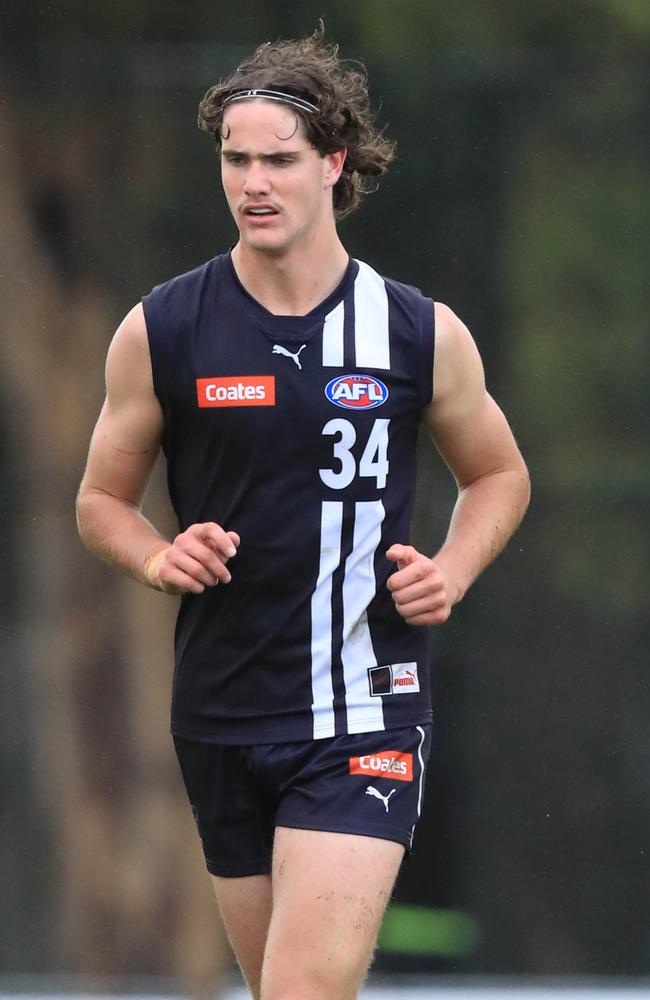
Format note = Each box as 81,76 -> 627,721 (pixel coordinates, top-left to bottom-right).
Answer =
386,544 -> 452,625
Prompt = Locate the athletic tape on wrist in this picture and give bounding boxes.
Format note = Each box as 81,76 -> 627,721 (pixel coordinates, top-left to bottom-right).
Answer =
143,547 -> 170,589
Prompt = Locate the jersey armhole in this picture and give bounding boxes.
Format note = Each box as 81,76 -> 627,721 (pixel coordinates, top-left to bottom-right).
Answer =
141,290 -> 170,413
417,296 -> 435,407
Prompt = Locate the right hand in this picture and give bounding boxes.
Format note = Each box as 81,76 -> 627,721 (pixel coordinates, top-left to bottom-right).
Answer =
386,543 -> 452,625
144,522 -> 240,594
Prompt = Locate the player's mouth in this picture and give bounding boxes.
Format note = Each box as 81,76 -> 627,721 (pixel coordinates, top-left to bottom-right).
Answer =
242,203 -> 280,223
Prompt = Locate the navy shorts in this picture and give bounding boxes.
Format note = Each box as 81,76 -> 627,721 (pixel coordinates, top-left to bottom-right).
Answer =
173,725 -> 432,878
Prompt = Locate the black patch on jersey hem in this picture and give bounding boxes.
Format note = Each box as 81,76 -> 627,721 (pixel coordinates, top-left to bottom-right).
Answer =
368,665 -> 392,696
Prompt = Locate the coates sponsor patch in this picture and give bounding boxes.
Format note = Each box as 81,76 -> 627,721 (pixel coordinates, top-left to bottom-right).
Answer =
196,376 -> 275,407
368,662 -> 420,697
325,374 -> 388,410
349,750 -> 413,782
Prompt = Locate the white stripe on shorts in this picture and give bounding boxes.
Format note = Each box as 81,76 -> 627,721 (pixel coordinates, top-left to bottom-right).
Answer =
410,724 -> 427,848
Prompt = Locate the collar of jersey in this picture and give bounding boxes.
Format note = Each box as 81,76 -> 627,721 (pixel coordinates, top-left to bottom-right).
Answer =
224,250 -> 359,323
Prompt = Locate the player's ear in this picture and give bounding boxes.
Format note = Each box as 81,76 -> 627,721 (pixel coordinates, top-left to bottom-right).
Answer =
323,148 -> 347,190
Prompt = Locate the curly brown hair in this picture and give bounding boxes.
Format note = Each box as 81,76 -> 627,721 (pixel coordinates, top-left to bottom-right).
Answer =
197,26 -> 396,219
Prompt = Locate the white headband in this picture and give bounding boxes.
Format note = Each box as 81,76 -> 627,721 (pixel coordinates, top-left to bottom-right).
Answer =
223,89 -> 318,115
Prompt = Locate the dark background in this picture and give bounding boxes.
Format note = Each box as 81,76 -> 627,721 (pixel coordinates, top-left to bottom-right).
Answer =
1,0 -> 648,989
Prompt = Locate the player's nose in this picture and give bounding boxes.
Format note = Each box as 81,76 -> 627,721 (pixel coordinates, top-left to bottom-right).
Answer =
243,159 -> 271,195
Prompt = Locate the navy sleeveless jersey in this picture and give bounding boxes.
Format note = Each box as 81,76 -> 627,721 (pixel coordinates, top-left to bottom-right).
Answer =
143,253 -> 435,745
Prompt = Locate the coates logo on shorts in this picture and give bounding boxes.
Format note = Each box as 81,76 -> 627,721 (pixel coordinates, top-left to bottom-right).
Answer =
196,376 -> 275,408
367,662 -> 420,697
325,374 -> 388,410
349,750 -> 413,782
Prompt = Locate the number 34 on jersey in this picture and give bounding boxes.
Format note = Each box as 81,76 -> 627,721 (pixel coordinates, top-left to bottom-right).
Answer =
319,418 -> 389,490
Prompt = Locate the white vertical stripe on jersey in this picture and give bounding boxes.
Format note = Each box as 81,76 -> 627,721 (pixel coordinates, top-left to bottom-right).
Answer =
322,301 -> 345,367
310,500 -> 343,739
353,261 -> 391,370
341,499 -> 386,733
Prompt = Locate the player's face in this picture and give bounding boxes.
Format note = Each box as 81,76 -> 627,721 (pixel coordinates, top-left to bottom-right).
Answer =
220,100 -> 341,256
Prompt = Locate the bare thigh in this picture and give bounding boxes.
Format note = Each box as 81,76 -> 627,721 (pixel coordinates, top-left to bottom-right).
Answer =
211,873 -> 273,1000
260,827 -> 404,1000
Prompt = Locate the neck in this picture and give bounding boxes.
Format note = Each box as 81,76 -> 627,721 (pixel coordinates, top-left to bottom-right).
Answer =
231,226 -> 349,316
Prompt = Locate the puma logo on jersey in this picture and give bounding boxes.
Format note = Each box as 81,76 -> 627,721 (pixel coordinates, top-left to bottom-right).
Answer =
365,786 -> 397,812
368,662 -> 420,696
273,344 -> 307,370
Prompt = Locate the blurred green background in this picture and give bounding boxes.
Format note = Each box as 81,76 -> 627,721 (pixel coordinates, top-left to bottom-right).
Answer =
1,0 -> 648,990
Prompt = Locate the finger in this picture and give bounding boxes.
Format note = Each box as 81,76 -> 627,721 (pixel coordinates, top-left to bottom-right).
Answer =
177,538 -> 233,584
405,607 -> 451,626
183,522 -> 233,557
393,595 -> 450,623
166,549 -> 220,588
158,566 -> 206,595
387,559 -> 435,593
386,543 -> 418,568
390,579 -> 444,607
387,566 -> 427,593
198,522 -> 239,559
394,592 -> 446,618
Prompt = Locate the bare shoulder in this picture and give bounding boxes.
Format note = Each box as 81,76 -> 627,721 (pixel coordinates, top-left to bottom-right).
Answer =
79,303 -> 162,504
425,302 -> 528,490
105,303 -> 153,401
431,301 -> 486,417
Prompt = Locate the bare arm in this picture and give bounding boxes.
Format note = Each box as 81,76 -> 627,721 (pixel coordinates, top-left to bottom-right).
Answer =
387,302 -> 530,624
76,304 -> 238,593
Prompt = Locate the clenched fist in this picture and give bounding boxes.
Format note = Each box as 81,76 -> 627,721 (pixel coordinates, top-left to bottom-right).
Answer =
144,522 -> 240,594
386,544 -> 451,626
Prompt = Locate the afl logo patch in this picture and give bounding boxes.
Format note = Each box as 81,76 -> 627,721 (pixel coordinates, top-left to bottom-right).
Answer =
325,374 -> 389,410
